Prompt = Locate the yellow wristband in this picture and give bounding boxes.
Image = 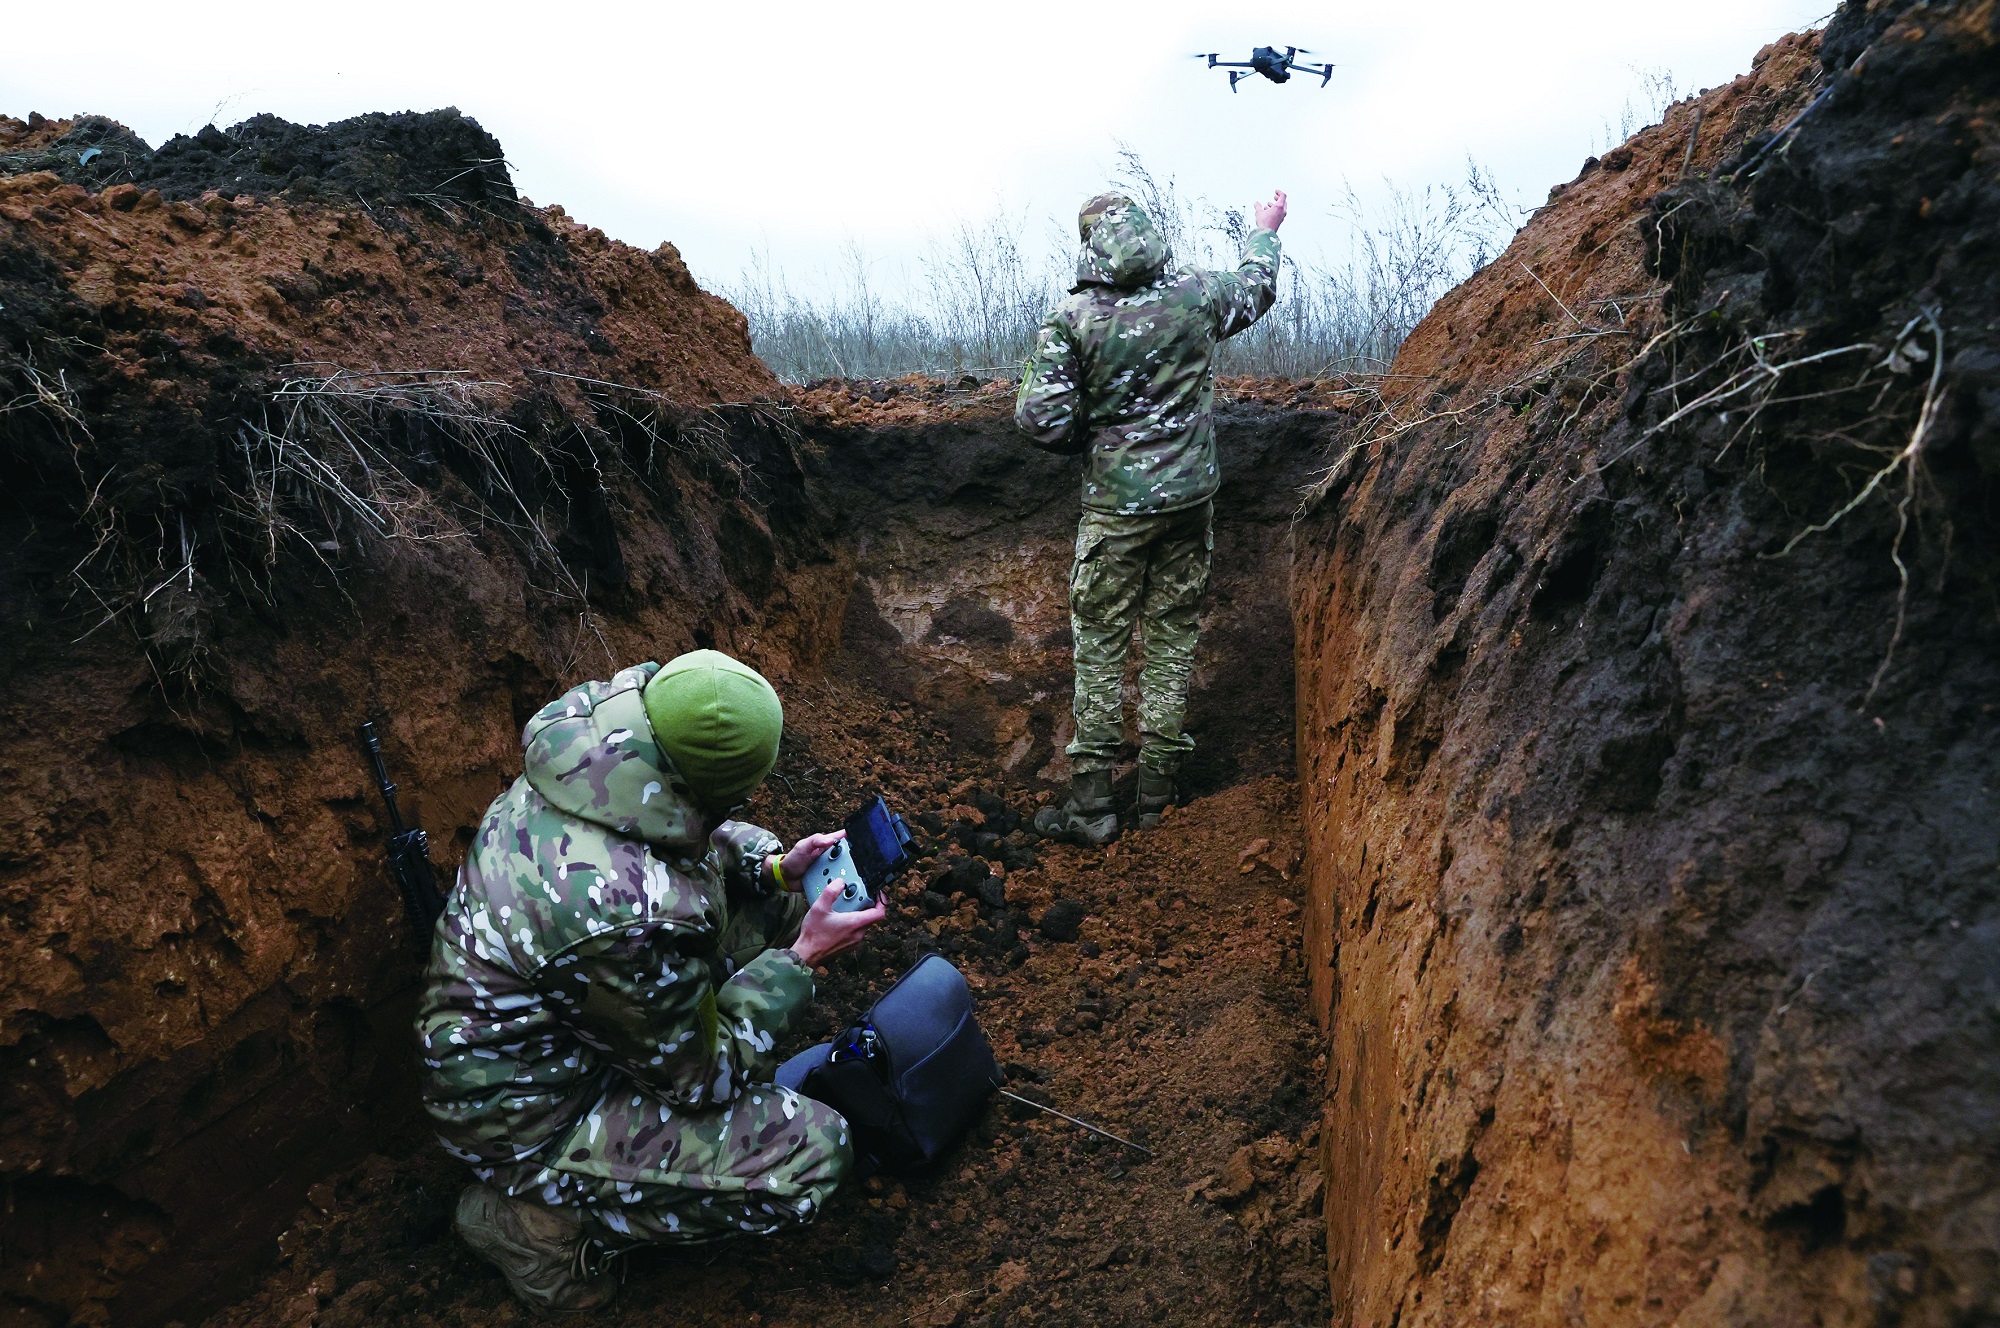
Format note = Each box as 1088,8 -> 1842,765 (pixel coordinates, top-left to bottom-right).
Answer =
770,855 -> 786,891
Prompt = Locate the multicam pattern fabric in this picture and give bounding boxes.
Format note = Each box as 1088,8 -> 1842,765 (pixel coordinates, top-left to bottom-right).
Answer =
416,663 -> 849,1240
1071,194 -> 1171,288
475,1062 -> 851,1245
1066,503 -> 1214,776
1016,197 -> 1281,516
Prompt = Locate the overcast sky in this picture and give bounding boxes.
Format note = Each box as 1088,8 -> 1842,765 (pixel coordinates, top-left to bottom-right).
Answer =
4,1 -> 1831,297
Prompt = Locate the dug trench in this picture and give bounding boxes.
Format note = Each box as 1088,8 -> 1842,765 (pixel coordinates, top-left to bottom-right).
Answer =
188,389 -> 1342,1328
7,2 -> 2000,1323
0,106 -> 1343,1323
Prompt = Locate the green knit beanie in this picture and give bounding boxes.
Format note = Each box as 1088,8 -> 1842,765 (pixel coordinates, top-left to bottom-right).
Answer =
641,650 -> 784,809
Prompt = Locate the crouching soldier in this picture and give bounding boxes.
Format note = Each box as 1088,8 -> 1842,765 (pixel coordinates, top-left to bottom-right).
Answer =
1018,187 -> 1287,844
417,650 -> 884,1311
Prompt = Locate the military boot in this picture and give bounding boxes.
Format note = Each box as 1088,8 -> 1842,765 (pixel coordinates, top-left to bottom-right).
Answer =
1032,769 -> 1119,848
1135,768 -> 1178,830
454,1183 -> 621,1314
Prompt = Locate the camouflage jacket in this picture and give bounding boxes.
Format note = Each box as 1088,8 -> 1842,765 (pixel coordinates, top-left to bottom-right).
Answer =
415,663 -> 810,1165
1015,200 -> 1281,515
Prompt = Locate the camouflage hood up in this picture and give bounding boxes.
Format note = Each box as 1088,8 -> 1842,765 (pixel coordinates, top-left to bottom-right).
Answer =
522,661 -> 705,845
1074,197 -> 1171,291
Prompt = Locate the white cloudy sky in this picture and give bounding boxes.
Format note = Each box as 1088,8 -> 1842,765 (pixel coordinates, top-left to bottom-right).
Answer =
4,1 -> 1831,296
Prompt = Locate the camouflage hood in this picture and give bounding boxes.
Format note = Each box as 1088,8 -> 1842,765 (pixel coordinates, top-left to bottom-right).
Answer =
1075,197 -> 1170,291
521,662 -> 704,849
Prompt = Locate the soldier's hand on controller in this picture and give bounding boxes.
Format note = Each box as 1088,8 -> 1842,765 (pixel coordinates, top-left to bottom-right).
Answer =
1255,190 -> 1288,231
790,875 -> 886,968
776,829 -> 846,887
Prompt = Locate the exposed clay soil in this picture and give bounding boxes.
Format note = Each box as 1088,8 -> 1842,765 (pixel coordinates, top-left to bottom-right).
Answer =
0,109 -> 1343,1327
0,110 -> 810,1327
1294,5 -> 1999,1324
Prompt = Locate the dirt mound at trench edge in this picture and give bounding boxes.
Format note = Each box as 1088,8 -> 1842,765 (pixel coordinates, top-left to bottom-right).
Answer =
0,109 -> 517,211
0,109 -> 805,1326
1295,6 -> 1998,1324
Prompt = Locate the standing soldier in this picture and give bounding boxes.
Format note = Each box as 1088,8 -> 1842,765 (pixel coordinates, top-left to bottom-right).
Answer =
1018,188 -> 1287,845
418,650 -> 883,1311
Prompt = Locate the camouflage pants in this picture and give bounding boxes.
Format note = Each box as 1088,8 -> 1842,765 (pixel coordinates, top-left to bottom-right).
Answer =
1065,501 -> 1214,777
476,1082 -> 852,1245
476,891 -> 852,1246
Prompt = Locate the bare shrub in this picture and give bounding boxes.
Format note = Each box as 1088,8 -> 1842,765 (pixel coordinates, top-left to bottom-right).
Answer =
728,230 -> 1063,383
226,369 -> 545,589
728,151 -> 1520,384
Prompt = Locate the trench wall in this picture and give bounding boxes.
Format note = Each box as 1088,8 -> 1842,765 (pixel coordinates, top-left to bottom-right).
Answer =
0,457 -> 849,1327
799,391 -> 1331,801
1294,9 -> 1999,1325
0,126 -> 849,1325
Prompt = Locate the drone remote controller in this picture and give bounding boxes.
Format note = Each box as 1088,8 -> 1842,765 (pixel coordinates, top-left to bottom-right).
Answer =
800,796 -> 913,914
801,838 -> 874,913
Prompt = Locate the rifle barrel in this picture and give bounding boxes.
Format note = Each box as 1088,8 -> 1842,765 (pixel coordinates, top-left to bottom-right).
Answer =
358,721 -> 409,835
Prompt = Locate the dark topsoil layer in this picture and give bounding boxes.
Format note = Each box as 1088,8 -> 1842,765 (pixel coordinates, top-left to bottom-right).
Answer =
0,109 -> 516,211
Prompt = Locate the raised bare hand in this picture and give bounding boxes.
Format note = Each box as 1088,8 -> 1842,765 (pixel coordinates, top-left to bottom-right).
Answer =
1254,190 -> 1288,231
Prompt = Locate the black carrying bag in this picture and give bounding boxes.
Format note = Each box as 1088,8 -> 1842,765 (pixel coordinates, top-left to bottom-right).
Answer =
780,955 -> 1000,1171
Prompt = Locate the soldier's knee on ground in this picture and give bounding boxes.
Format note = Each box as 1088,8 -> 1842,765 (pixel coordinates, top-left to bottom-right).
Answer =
590,1092 -> 853,1246
774,1094 -> 856,1196
726,1094 -> 854,1235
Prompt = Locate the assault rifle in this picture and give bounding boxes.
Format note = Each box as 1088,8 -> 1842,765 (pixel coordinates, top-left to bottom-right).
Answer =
359,720 -> 447,934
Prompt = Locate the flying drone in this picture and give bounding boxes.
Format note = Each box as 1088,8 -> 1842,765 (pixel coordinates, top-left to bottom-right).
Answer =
1196,46 -> 1335,92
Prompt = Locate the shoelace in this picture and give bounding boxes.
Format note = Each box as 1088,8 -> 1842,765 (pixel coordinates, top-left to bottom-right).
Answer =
571,1236 -> 629,1284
